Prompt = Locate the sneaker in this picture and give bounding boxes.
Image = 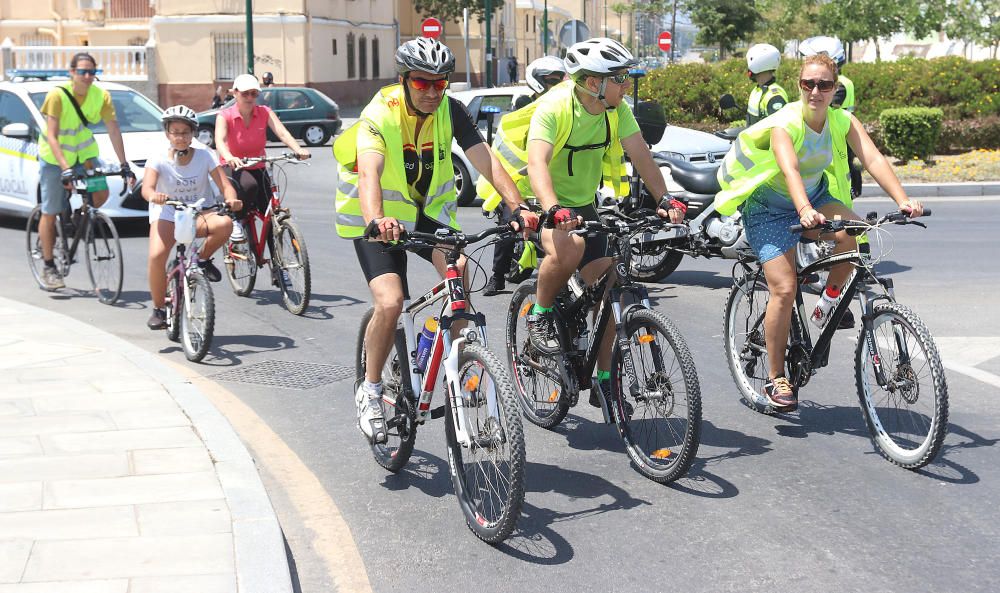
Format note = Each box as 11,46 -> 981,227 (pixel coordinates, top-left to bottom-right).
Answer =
764,376 -> 797,411
526,310 -> 560,354
271,267 -> 292,289
230,221 -> 246,243
589,378 -> 610,408
40,266 -> 65,291
838,308 -> 856,330
355,382 -> 387,444
482,275 -> 505,297
198,259 -> 222,282
147,308 -> 167,330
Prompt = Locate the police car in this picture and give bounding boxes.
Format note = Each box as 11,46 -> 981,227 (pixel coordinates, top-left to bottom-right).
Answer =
0,72 -> 206,219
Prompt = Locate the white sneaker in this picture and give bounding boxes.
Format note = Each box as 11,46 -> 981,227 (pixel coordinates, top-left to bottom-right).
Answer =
230,221 -> 246,243
355,382 -> 387,444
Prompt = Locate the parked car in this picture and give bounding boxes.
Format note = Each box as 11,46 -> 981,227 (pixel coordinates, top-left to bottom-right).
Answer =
0,78 -> 206,219
195,87 -> 342,148
446,85 -> 731,206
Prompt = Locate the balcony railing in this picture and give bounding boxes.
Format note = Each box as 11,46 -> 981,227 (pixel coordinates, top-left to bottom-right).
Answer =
108,0 -> 155,20
10,45 -> 148,80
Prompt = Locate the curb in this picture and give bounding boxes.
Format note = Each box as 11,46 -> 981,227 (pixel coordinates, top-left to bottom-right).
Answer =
1,297 -> 293,593
861,181 -> 1000,197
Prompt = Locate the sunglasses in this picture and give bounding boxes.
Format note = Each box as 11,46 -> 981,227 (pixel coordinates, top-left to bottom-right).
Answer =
408,76 -> 449,92
606,71 -> 630,85
799,78 -> 836,92
239,90 -> 260,98
75,69 -> 98,77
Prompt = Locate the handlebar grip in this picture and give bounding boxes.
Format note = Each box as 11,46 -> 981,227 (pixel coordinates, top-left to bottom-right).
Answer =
789,224 -> 805,233
363,219 -> 381,240
922,208 -> 932,217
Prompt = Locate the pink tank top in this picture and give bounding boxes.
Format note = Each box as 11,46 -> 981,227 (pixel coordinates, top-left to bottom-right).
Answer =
221,104 -> 270,170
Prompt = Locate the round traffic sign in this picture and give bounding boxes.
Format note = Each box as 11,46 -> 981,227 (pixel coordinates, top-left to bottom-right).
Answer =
421,18 -> 443,39
658,31 -> 672,53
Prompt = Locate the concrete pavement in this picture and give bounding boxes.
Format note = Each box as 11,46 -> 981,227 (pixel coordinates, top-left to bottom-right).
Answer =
0,297 -> 292,593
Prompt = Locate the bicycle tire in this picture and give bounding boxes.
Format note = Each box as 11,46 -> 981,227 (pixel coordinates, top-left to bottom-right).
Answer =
84,211 -> 123,305
355,307 -> 417,472
25,206 -> 69,288
275,218 -> 311,315
610,308 -> 701,483
630,239 -> 685,282
224,238 -> 257,297
723,273 -> 778,414
180,272 -> 215,362
444,342 -> 525,545
855,302 -> 948,469
505,281 -> 571,429
166,266 -> 181,342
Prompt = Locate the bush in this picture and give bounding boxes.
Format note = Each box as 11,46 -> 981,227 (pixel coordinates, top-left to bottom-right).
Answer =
939,117 -> 1000,152
879,107 -> 943,163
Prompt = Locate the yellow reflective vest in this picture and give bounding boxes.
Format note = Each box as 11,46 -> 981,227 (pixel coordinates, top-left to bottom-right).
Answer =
38,83 -> 104,167
715,100 -> 853,216
334,84 -> 459,239
747,82 -> 789,125
477,80 -> 630,212
837,75 -> 856,113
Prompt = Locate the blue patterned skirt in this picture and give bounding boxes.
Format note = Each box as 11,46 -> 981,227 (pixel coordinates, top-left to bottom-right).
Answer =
741,178 -> 837,263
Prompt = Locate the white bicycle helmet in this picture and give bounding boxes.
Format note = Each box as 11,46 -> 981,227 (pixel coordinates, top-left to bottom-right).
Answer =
525,55 -> 567,94
747,43 -> 781,74
799,36 -> 846,67
161,105 -> 198,131
564,37 -> 638,79
395,37 -> 456,75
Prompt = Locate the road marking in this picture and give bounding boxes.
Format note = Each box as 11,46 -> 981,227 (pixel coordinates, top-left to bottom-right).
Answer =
858,196 -> 1000,203
167,361 -> 373,593
935,337 -> 1000,389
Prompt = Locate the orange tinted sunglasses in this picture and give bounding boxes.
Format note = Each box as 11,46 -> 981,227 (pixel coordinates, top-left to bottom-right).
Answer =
408,76 -> 449,92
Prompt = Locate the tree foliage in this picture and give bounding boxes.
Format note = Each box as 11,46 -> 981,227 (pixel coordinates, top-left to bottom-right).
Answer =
688,0 -> 762,58
413,0 -> 505,24
756,0 -> 820,48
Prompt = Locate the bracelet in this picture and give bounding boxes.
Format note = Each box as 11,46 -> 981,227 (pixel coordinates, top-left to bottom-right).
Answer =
797,203 -> 812,215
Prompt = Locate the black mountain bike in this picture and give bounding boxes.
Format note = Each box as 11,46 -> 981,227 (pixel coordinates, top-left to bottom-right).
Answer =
723,210 -> 948,469
506,210 -> 702,483
26,167 -> 127,304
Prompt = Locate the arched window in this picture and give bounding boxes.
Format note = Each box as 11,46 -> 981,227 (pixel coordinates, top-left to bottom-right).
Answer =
347,33 -> 356,79
359,35 -> 368,80
372,37 -> 380,79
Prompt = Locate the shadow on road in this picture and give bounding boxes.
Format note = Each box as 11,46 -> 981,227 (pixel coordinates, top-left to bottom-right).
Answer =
379,451 -> 453,499
650,269 -> 733,290
160,333 -> 298,366
231,288 -> 364,320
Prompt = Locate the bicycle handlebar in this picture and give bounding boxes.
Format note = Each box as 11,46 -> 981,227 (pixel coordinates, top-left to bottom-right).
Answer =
789,209 -> 931,234
236,153 -> 310,169
365,220 -> 517,251
163,200 -> 232,215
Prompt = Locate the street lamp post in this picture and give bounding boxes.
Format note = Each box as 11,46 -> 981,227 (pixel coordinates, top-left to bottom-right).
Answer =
485,0 -> 492,87
245,0 -> 254,74
543,0 -> 549,55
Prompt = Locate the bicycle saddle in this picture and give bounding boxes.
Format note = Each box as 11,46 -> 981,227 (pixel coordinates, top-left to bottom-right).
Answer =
659,157 -> 722,196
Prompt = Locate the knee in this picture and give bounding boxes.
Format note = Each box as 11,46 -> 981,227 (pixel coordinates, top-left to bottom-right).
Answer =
217,216 -> 234,236
769,280 -> 797,304
373,292 -> 404,319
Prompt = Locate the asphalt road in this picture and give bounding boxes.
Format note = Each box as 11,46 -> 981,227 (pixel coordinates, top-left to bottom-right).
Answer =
2,148 -> 998,593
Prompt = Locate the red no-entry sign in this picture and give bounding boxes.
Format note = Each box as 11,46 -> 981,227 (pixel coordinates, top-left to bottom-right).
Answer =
421,18 -> 443,39
658,31 -> 672,53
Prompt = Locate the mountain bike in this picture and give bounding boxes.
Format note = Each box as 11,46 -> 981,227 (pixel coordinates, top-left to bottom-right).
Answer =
26,167 -> 128,304
355,224 -> 526,544
723,210 -> 948,469
223,153 -> 311,315
506,210 -> 702,484
163,200 -> 227,363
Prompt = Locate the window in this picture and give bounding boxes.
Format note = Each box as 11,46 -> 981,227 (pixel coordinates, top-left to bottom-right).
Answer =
534,17 -> 537,33
525,14 -> 529,32
332,38 -> 338,55
259,90 -> 276,108
0,92 -> 39,139
347,33 -> 356,79
276,90 -> 312,110
213,32 -> 245,81
359,35 -> 368,80
30,89 -> 161,134
372,37 -> 380,79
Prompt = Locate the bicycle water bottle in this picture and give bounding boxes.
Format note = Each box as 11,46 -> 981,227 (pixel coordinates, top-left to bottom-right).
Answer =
415,317 -> 438,373
811,286 -> 841,329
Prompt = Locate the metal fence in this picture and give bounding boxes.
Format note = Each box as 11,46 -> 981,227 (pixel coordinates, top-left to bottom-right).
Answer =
8,45 -> 148,79
213,33 -> 245,81
108,0 -> 155,20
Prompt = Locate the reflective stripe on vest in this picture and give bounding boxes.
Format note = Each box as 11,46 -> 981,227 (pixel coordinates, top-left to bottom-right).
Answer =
38,83 -> 104,166
333,84 -> 458,238
747,83 -> 789,125
715,100 -> 852,216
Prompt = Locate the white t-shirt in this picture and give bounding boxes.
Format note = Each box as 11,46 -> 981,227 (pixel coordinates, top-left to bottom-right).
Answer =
766,119 -> 833,197
147,148 -> 220,222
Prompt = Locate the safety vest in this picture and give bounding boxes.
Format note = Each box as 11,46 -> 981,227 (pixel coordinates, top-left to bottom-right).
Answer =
747,81 -> 789,125
38,83 -> 104,166
477,80 -> 630,212
837,75 -> 856,113
333,84 -> 458,239
715,100 -> 853,216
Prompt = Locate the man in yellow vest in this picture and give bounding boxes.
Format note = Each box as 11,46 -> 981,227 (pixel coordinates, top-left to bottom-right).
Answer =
334,38 -> 536,443
745,43 -> 789,125
37,52 -> 134,291
517,38 -> 684,407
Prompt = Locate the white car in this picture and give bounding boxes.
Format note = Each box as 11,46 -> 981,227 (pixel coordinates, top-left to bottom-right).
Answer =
0,78 -> 206,219
447,85 -> 731,205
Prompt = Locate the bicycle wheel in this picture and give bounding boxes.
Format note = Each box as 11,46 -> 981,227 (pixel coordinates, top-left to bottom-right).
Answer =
25,206 -> 69,288
855,302 -> 948,469
630,237 -> 685,282
166,266 -> 181,343
180,272 -> 215,362
224,238 -> 257,297
610,308 -> 701,483
505,282 -> 571,428
723,273 -> 776,414
444,342 -> 525,545
274,218 -> 311,315
355,307 -> 417,472
84,211 -> 123,305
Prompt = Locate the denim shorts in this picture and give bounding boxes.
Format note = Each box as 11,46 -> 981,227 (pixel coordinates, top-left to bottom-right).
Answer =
39,158 -> 106,215
742,178 -> 837,264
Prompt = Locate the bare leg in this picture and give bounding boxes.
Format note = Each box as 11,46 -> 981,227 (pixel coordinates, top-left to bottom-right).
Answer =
196,213 -> 233,259
365,273 -> 405,384
806,202 -> 861,291
148,220 -> 176,308
39,214 -> 57,260
761,249 -> 798,380
536,228 -> 585,307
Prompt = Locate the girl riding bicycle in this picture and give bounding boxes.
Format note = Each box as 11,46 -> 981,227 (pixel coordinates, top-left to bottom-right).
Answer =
715,54 -> 924,411
142,105 -> 242,330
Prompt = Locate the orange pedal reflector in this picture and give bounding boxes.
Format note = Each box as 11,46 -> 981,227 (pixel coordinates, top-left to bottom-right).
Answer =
638,334 -> 654,344
520,302 -> 533,318
465,375 -> 480,391
651,448 -> 673,459
548,389 -> 559,403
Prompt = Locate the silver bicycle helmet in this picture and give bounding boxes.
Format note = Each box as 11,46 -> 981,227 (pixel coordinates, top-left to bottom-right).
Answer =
525,55 -> 567,94
564,37 -> 638,79
799,36 -> 846,67
161,105 -> 198,131
395,37 -> 456,75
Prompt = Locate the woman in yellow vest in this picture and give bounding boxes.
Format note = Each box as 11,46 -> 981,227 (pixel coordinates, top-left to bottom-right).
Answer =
36,52 -> 134,291
334,38 -> 536,444
715,54 -> 924,411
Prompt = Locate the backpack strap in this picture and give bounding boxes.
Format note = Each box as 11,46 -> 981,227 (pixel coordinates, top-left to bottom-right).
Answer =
58,86 -> 97,127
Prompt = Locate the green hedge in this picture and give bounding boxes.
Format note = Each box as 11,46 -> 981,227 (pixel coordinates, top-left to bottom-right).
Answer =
879,108 -> 943,163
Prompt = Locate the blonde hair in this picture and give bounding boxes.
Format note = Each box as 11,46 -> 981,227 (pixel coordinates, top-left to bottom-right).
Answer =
801,54 -> 838,79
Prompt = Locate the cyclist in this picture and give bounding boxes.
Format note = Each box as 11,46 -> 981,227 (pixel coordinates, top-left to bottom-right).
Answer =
745,43 -> 789,125
714,54 -> 924,411
142,106 -> 242,330
487,37 -> 684,407
262,71 -> 275,88
335,37 -> 537,444
36,51 -> 135,291
214,73 -> 310,287
483,55 -> 568,296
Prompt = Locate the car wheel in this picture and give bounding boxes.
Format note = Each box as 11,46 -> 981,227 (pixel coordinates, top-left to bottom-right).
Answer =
454,158 -> 475,207
302,124 -> 330,147
197,126 -> 215,148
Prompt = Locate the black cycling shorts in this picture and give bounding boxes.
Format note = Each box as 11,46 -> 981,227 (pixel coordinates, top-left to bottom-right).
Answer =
569,203 -> 610,270
353,214 -> 450,298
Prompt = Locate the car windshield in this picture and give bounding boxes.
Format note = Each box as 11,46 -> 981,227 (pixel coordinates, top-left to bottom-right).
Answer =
30,89 -> 164,134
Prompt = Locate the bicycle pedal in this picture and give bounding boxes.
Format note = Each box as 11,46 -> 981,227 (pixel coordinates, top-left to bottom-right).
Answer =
430,405 -> 446,420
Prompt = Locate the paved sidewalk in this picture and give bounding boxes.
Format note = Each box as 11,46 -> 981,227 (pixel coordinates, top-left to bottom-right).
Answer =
0,297 -> 292,593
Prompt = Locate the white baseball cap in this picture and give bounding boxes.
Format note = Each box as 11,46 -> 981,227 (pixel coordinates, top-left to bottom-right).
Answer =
232,73 -> 261,92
